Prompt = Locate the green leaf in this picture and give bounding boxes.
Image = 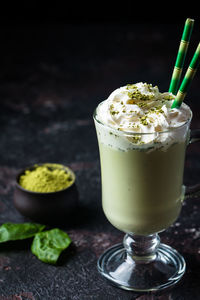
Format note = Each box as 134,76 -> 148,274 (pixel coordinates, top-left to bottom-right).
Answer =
0,223 -> 45,243
31,228 -> 71,264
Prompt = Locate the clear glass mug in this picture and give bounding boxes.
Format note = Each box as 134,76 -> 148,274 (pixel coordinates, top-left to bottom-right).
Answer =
94,104 -> 200,292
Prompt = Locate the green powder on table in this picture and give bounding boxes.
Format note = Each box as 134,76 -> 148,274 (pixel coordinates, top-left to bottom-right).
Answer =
19,164 -> 74,193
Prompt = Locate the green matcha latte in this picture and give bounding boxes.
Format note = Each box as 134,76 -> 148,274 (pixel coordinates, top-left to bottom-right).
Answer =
94,82 -> 192,235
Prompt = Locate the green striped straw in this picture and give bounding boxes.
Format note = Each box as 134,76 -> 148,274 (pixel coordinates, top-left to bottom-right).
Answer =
171,42 -> 200,109
169,18 -> 194,95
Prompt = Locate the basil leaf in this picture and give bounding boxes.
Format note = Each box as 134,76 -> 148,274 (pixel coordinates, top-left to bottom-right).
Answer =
0,223 -> 45,243
31,228 -> 71,264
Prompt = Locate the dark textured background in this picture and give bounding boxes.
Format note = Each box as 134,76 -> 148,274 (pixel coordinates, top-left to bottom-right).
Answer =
0,7 -> 199,300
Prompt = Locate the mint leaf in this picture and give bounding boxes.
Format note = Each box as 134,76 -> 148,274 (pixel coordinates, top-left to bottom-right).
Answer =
31,228 -> 71,264
0,223 -> 45,243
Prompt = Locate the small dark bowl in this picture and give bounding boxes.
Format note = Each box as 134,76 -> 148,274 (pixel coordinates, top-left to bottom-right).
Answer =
13,163 -> 79,225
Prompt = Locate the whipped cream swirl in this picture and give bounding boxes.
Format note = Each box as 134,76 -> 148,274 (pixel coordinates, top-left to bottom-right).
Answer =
98,82 -> 191,133
96,82 -> 192,150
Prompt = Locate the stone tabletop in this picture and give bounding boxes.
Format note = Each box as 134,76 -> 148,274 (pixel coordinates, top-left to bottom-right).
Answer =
0,20 -> 199,300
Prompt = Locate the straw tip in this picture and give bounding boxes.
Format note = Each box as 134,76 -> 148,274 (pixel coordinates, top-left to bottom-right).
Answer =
186,18 -> 195,24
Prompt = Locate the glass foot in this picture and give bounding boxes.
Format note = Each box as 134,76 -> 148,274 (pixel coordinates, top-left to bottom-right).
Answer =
97,241 -> 186,292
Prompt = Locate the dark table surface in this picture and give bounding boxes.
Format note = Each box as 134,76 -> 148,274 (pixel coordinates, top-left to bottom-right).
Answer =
0,20 -> 200,300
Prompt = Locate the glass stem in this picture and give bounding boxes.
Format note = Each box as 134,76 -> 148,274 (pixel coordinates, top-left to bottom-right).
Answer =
123,233 -> 160,263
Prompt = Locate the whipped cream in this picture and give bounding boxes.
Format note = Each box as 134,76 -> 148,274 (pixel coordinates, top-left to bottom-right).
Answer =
95,82 -> 192,150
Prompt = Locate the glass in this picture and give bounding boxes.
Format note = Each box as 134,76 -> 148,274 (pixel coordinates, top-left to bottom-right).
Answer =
93,102 -> 200,292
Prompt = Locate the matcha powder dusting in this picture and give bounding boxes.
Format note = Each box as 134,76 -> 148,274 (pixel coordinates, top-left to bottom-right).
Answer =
19,164 -> 74,193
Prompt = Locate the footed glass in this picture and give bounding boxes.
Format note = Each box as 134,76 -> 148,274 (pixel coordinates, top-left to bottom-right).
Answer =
94,106 -> 200,292
97,234 -> 185,292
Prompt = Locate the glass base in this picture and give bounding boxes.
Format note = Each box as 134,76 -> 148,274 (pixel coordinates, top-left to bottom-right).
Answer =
97,242 -> 186,292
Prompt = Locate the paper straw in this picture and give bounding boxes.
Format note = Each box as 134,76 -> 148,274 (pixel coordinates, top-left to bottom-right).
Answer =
171,42 -> 200,109
169,18 -> 194,95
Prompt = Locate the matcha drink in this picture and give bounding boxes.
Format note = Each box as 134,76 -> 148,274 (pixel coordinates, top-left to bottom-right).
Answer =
94,82 -> 192,235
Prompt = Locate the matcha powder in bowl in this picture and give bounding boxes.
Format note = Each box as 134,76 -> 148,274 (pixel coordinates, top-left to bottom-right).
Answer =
14,163 -> 78,222
19,163 -> 74,193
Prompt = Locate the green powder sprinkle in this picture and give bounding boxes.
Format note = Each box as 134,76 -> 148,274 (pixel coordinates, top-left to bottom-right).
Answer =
140,116 -> 148,126
126,83 -> 155,101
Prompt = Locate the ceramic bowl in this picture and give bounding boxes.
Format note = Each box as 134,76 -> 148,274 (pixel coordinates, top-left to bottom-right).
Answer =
13,163 -> 79,224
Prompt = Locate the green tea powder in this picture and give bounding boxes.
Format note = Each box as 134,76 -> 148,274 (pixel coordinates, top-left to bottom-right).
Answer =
19,164 -> 73,193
